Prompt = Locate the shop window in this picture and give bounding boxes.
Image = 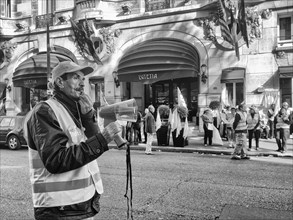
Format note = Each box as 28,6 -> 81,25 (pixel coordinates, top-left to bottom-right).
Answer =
0,0 -> 31,18
278,14 -> 293,47
223,82 -> 244,107
280,78 -> 292,106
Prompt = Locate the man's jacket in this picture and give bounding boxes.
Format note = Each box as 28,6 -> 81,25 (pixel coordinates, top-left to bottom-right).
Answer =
25,91 -> 108,220
145,112 -> 155,133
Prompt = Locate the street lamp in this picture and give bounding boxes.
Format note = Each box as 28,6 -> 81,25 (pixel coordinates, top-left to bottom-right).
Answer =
200,64 -> 208,84
112,71 -> 120,88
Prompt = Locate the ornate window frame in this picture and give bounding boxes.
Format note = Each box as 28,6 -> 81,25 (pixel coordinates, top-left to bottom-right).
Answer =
277,13 -> 293,48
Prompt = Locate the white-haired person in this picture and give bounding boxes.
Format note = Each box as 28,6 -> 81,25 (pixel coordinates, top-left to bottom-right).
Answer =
144,105 -> 156,154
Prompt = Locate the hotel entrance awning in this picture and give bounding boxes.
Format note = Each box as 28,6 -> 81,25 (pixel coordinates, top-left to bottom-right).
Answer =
221,67 -> 245,83
12,51 -> 72,89
117,39 -> 200,84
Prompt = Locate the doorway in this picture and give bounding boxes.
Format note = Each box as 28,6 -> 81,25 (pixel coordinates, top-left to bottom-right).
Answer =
148,77 -> 198,122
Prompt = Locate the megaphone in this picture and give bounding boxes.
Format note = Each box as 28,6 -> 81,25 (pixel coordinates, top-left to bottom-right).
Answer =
99,99 -> 138,147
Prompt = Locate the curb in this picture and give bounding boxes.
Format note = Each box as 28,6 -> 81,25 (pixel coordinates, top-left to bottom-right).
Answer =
108,144 -> 293,158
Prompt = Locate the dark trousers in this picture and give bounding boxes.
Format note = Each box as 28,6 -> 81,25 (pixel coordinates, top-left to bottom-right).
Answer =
204,124 -> 213,145
133,127 -> 141,144
275,128 -> 289,152
248,129 -> 261,149
213,117 -> 218,129
268,120 -> 274,138
143,122 -> 147,143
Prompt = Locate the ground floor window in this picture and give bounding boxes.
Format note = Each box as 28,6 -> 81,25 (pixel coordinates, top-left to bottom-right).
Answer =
280,77 -> 292,106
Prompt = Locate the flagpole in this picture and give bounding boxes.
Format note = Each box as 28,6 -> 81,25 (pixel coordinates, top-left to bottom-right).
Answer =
46,0 -> 50,90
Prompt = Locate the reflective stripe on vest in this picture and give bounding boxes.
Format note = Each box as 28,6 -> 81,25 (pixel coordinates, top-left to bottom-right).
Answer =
247,113 -> 260,130
235,112 -> 247,131
276,115 -> 290,129
28,98 -> 103,207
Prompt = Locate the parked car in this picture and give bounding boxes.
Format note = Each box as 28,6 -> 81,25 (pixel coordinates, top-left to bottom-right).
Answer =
0,115 -> 27,150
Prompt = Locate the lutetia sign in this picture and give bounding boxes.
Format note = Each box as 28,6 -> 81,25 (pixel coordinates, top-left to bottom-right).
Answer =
138,73 -> 158,81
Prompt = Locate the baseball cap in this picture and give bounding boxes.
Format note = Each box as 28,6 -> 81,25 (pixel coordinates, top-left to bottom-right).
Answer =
51,61 -> 94,82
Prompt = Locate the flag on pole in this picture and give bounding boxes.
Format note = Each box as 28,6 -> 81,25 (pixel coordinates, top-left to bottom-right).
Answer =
230,12 -> 240,60
168,109 -> 173,125
171,108 -> 178,132
176,115 -> 182,138
238,0 -> 249,48
156,112 -> 162,131
177,87 -> 187,108
217,0 -> 234,46
69,17 -> 102,65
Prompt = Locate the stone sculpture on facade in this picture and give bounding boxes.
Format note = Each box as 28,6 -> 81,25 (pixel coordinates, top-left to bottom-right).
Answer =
70,18 -> 121,65
0,41 -> 17,70
194,2 -> 272,51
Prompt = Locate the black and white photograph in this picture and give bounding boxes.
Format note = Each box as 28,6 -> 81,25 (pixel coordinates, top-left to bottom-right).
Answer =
0,0 -> 292,219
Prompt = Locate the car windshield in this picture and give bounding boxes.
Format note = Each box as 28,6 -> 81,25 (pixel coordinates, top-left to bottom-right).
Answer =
0,118 -> 12,126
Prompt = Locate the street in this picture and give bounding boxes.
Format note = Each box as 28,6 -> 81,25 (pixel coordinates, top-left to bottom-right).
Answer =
0,146 -> 292,220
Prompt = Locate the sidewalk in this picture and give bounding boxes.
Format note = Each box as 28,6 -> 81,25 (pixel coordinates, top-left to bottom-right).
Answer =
109,135 -> 293,158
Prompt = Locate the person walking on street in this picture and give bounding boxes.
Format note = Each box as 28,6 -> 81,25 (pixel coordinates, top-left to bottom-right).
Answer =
231,104 -> 250,160
201,109 -> 213,146
267,104 -> 275,138
247,105 -> 261,151
24,61 -> 122,220
274,107 -> 291,153
145,105 -> 156,155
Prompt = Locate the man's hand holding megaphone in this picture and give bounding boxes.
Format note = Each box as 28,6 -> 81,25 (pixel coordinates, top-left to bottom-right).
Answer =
79,93 -> 126,148
102,121 -> 126,147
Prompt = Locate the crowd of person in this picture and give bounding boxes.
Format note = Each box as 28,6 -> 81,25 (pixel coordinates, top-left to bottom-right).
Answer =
201,102 -> 292,160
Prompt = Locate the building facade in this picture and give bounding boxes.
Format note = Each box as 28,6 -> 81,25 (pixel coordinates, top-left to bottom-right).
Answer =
0,0 -> 292,126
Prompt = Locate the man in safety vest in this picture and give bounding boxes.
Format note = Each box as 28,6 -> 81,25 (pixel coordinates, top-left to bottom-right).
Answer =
231,104 -> 250,160
247,105 -> 261,151
274,107 -> 291,153
24,61 -> 122,220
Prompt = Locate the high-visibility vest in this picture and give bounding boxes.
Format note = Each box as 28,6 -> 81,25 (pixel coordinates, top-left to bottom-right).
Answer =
28,98 -> 103,207
235,111 -> 247,131
226,112 -> 235,128
276,115 -> 290,129
247,113 -> 260,130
